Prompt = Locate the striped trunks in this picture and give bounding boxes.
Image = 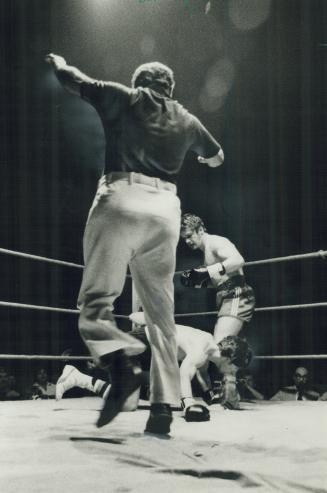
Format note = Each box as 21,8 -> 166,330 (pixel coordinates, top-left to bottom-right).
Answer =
216,277 -> 255,323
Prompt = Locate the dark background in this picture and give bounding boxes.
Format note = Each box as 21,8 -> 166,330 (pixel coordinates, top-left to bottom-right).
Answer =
0,0 -> 326,396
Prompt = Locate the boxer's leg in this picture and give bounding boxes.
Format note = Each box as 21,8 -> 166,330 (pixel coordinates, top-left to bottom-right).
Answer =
214,287 -> 255,343
56,365 -> 111,400
213,316 -> 243,343
212,301 -> 243,403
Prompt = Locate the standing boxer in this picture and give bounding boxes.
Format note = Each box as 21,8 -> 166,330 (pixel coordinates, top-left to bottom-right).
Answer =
180,214 -> 255,343
45,56 -> 224,434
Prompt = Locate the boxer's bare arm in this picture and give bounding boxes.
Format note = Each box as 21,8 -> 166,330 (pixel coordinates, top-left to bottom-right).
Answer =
196,364 -> 211,392
209,350 -> 238,376
206,236 -> 244,275
179,349 -> 209,398
198,147 -> 224,168
180,358 -> 198,398
209,351 -> 241,409
45,53 -> 94,96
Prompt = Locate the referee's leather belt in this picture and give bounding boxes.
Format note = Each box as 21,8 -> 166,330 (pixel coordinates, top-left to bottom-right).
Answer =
101,172 -> 177,194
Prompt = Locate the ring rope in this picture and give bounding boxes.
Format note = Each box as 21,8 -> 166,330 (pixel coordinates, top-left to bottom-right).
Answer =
0,301 -> 130,318
1,249 -> 326,362
243,249 -> 327,267
255,302 -> 327,312
0,248 -> 84,270
1,354 -> 327,361
175,250 -> 327,274
0,247 -> 134,278
0,354 -> 92,361
254,355 -> 327,360
0,301 -> 79,315
174,249 -> 327,275
174,302 -> 327,318
1,247 -> 326,275
1,300 -> 327,317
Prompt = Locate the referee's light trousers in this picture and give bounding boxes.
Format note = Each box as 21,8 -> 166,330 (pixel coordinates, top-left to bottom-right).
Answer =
77,174 -> 181,406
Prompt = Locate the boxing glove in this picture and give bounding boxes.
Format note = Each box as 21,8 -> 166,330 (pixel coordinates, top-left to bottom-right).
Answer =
180,267 -> 211,288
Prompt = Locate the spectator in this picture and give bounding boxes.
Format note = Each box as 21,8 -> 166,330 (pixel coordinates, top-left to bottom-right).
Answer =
237,369 -> 264,401
0,366 -> 20,400
270,367 -> 320,401
30,368 -> 56,400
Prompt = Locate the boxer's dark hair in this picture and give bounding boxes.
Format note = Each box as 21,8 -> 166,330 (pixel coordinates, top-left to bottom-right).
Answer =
131,62 -> 175,97
181,213 -> 207,234
218,335 -> 253,368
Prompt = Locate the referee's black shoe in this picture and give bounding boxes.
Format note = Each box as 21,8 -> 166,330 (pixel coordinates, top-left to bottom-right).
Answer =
96,350 -> 142,428
144,403 -> 172,435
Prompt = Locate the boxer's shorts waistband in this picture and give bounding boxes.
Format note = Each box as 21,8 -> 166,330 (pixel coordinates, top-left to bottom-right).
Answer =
217,275 -> 247,293
99,172 -> 177,194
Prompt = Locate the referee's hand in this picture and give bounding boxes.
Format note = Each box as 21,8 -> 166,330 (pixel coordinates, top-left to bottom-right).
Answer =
45,53 -> 66,70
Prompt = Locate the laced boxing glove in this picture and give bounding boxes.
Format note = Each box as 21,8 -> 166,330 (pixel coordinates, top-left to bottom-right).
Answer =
202,389 -> 215,405
180,267 -> 211,288
203,388 -> 222,405
221,375 -> 241,410
181,262 -> 227,288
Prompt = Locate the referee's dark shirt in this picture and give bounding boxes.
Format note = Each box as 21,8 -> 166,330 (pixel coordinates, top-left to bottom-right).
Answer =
80,80 -> 220,184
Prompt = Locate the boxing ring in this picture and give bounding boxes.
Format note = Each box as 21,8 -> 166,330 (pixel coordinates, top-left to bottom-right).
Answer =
0,247 -> 327,493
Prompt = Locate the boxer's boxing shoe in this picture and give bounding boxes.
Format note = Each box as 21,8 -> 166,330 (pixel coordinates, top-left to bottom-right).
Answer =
96,351 -> 142,428
185,404 -> 210,422
56,365 -> 86,400
144,403 -> 172,435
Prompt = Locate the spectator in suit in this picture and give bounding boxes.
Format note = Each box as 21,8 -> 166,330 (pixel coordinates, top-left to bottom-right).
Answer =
270,367 -> 320,401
